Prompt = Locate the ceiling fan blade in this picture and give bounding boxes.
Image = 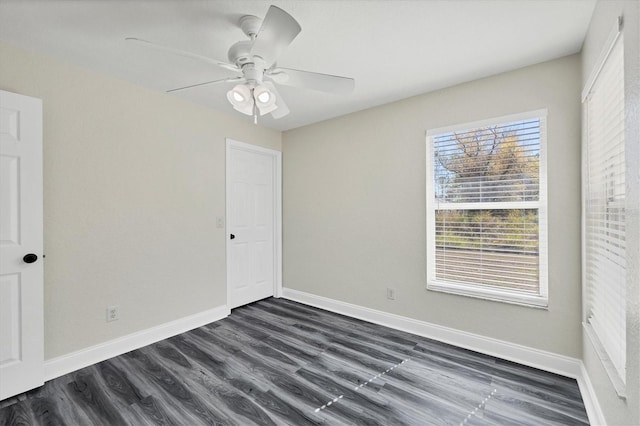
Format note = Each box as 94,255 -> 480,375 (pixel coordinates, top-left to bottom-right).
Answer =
267,67 -> 355,94
263,81 -> 290,119
125,37 -> 239,73
166,77 -> 243,93
250,6 -> 301,68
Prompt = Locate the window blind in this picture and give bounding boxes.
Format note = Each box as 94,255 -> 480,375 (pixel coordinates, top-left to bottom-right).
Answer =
427,112 -> 547,306
585,34 -> 626,382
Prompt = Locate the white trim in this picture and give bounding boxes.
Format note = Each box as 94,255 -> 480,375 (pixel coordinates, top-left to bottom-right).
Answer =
426,109 -> 548,136
427,281 -> 548,308
275,148 -> 283,298
582,16 -> 622,102
44,305 -> 230,381
226,139 -> 281,157
225,139 -> 283,306
425,129 -> 436,314
577,362 -> 608,425
283,288 -> 604,425
581,102 -> 589,338
584,322 -> 626,398
537,114 -> 549,302
434,201 -> 540,211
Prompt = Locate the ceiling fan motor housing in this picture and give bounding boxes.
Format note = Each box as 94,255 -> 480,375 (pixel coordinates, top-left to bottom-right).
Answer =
228,40 -> 253,66
228,37 -> 268,85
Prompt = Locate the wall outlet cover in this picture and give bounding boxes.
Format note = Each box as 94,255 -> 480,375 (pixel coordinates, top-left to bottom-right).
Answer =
106,305 -> 120,322
387,288 -> 396,300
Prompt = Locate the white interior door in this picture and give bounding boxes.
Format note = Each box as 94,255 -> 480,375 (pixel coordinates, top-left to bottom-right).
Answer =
0,90 -> 44,400
226,140 -> 281,309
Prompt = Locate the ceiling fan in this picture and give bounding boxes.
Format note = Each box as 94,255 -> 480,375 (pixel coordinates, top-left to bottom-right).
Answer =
126,5 -> 355,122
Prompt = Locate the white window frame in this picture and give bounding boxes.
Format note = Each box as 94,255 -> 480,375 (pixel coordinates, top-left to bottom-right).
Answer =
581,17 -> 627,397
426,110 -> 549,308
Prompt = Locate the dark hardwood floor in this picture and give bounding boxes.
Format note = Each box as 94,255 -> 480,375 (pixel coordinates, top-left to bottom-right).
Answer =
0,297 -> 589,425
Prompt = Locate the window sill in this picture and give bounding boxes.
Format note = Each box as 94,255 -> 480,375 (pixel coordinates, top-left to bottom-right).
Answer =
583,322 -> 627,399
427,280 -> 548,309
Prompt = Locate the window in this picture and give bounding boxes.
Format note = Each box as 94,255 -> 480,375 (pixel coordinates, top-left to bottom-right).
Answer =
583,31 -> 626,390
426,110 -> 548,307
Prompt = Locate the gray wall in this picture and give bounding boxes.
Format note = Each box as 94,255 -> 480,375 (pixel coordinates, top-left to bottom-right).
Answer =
0,43 -> 281,359
581,1 -> 640,424
283,54 -> 583,358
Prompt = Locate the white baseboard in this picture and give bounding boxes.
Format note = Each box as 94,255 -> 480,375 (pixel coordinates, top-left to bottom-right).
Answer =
576,362 -> 607,425
44,305 -> 230,381
282,288 -> 604,425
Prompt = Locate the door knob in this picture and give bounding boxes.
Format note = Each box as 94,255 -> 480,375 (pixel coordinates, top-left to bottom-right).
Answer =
23,253 -> 38,264
230,234 -> 235,240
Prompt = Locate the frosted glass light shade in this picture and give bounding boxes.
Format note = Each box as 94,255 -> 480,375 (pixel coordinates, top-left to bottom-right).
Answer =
226,84 -> 254,115
254,84 -> 278,116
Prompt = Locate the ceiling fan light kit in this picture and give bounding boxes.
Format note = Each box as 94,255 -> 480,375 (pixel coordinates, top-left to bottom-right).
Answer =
227,83 -> 278,120
126,5 -> 355,123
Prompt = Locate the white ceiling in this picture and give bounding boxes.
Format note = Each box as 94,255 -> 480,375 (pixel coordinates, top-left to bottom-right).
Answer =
0,0 -> 596,131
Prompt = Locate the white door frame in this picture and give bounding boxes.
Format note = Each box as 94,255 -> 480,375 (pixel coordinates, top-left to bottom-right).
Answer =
225,138 -> 282,308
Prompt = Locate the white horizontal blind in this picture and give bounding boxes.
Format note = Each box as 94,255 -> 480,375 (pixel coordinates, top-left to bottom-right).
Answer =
427,112 -> 547,305
585,34 -> 626,381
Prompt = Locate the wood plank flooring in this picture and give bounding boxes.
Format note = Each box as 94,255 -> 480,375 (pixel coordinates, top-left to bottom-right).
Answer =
0,297 -> 589,425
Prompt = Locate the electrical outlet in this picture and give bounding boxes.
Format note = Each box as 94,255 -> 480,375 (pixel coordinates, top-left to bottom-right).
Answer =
106,305 -> 120,322
386,288 -> 396,300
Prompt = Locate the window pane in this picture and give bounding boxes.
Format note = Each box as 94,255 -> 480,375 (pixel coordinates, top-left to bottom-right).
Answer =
435,209 -> 539,294
434,119 -> 540,203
